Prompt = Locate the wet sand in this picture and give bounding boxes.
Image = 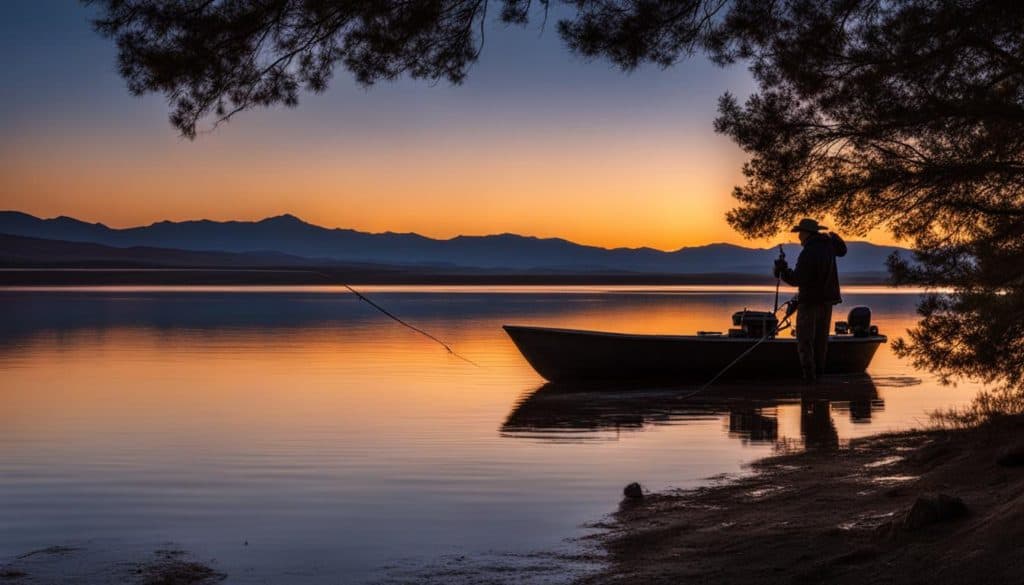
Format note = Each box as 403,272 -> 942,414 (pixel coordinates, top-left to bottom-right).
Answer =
583,415 -> 1024,584
0,546 -> 224,585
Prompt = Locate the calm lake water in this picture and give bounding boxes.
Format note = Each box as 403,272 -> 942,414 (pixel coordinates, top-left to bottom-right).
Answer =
0,285 -> 982,583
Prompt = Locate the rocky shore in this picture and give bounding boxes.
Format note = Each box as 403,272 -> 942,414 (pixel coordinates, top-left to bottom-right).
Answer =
583,415 -> 1024,584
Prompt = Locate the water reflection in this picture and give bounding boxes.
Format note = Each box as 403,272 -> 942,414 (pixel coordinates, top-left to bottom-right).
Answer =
729,408 -> 779,443
0,284 -> 923,343
501,376 -> 884,449
0,286 -> 982,583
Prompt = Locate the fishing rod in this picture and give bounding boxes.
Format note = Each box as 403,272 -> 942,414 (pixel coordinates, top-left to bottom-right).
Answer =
694,244 -> 793,391
773,245 -> 785,312
311,271 -> 479,367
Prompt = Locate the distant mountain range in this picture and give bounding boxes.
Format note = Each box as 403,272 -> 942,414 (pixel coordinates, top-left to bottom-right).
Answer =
0,232 -> 359,268
0,210 -> 908,275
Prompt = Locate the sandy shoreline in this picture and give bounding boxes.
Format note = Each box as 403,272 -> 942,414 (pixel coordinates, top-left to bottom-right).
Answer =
581,415 -> 1024,584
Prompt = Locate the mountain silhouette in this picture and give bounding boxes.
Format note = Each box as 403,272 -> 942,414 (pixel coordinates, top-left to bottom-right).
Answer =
0,211 -> 906,274
0,232 -> 349,268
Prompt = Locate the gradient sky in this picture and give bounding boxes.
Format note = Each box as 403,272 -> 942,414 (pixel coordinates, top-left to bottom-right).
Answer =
0,1 -> 893,250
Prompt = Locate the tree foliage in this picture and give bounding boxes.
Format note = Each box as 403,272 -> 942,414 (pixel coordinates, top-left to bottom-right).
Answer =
697,0 -> 1024,401
88,0 -> 1024,399
86,0 -> 741,138
87,0 -> 540,138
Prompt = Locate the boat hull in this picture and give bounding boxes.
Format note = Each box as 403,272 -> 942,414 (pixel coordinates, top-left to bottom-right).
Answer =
503,325 -> 886,383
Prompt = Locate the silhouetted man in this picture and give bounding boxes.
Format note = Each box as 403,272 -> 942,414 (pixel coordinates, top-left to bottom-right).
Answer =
774,219 -> 847,382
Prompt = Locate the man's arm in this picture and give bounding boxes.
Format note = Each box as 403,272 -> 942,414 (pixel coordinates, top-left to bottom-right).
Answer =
778,254 -> 801,287
779,265 -> 799,287
829,232 -> 847,257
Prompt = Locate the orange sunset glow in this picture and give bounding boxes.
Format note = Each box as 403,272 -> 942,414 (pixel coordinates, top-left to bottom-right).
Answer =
2,123 -> 752,249
0,129 -> 899,249
0,131 -> 753,251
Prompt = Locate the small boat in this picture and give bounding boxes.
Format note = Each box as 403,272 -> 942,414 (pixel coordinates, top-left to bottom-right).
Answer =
504,306 -> 887,383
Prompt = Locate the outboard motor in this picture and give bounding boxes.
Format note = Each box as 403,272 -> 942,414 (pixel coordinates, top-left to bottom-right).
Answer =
730,310 -> 779,338
847,306 -> 874,337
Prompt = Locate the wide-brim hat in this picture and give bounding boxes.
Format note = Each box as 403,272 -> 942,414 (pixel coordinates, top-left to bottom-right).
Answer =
790,218 -> 828,233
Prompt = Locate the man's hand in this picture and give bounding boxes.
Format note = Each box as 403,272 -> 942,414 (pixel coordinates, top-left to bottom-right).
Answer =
773,258 -> 788,278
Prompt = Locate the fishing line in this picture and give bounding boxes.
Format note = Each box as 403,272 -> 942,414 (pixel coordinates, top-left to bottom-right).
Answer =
310,271 -> 479,367
676,298 -> 795,401
678,247 -> 793,400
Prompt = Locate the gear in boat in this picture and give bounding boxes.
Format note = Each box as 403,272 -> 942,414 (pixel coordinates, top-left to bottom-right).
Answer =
504,303 -> 886,383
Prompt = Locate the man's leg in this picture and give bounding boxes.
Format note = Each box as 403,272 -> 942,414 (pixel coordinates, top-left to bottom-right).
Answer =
796,305 -> 817,381
814,304 -> 833,378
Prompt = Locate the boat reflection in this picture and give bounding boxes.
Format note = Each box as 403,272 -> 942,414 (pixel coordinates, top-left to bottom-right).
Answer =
501,376 -> 884,447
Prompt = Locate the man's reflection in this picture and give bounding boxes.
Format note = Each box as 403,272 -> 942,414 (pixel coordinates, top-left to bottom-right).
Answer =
800,397 -> 840,449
